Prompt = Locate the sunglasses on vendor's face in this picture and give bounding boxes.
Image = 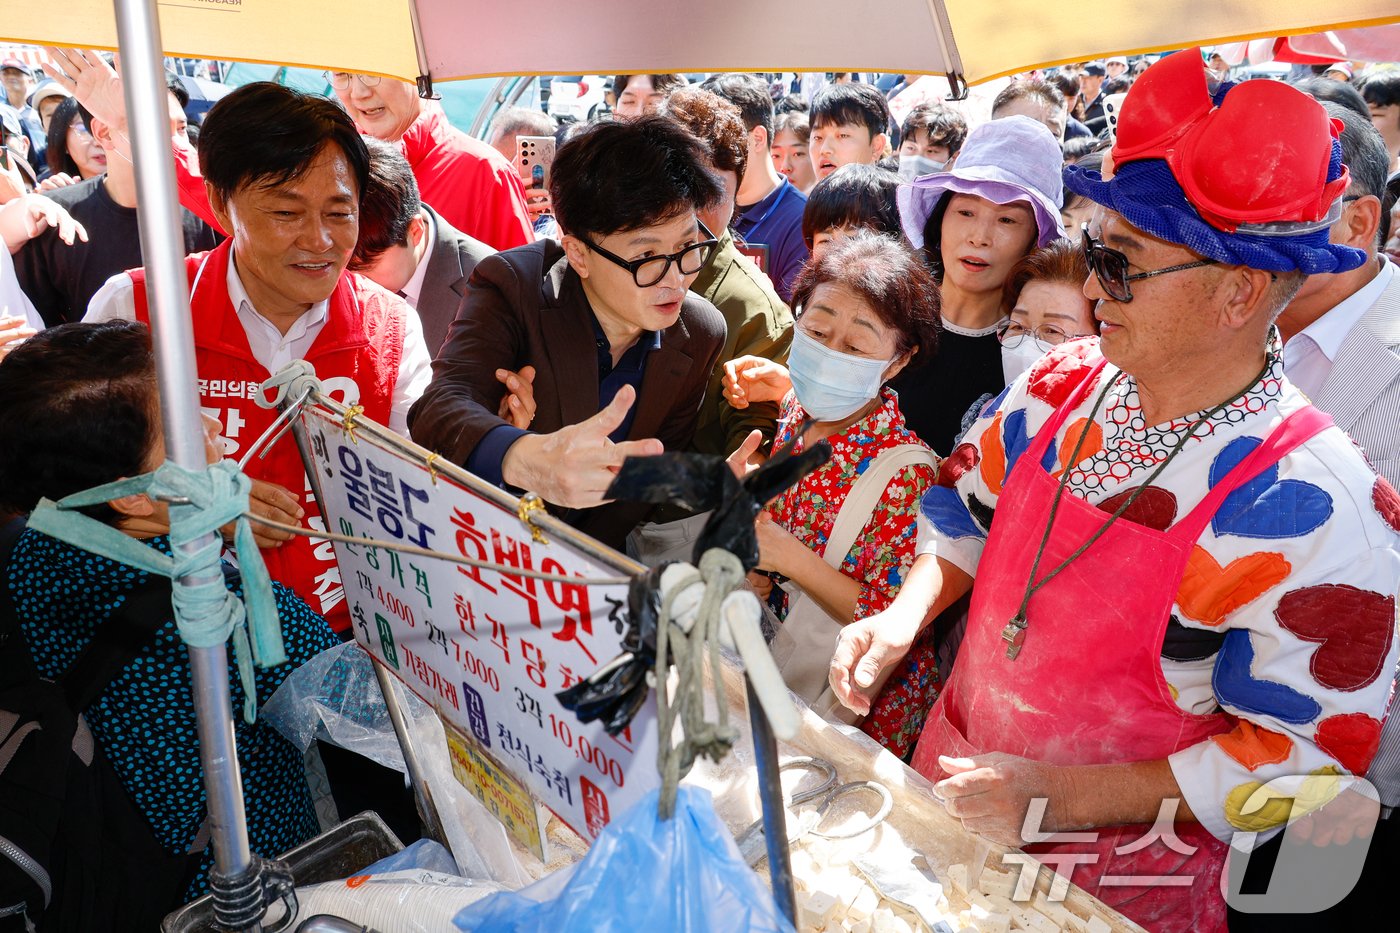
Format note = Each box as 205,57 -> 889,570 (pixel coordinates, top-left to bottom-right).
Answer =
578,221 -> 719,288
1080,223 -> 1217,303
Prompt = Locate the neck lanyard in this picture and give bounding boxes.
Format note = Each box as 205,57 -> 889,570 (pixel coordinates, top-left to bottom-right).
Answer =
1001,358 -> 1271,660
738,179 -> 791,234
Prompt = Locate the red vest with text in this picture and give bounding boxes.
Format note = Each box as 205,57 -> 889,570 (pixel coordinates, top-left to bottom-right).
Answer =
130,240 -> 405,632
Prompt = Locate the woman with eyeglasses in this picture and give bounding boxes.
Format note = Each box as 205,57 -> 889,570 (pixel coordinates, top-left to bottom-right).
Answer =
44,97 -> 105,180
408,116 -> 728,553
997,237 -> 1099,382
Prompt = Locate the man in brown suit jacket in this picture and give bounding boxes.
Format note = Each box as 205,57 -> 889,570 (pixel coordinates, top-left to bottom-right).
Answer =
408,117 -> 728,550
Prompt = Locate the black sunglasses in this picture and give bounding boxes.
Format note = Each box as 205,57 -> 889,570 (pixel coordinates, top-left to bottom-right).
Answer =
577,222 -> 719,288
1080,223 -> 1217,303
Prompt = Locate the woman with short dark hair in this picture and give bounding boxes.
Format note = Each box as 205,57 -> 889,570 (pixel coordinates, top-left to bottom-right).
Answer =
0,321 -> 338,914
725,232 -> 943,754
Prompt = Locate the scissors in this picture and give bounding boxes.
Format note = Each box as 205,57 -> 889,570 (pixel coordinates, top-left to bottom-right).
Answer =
736,756 -> 893,867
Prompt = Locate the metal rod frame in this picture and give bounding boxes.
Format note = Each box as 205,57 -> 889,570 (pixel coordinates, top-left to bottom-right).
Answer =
747,678 -> 798,927
113,0 -> 259,927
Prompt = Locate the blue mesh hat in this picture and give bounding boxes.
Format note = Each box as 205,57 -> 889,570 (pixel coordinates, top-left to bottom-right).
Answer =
1063,160 -> 1364,274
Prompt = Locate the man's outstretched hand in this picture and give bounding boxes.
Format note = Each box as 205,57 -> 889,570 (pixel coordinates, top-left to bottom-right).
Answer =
500,384 -> 662,509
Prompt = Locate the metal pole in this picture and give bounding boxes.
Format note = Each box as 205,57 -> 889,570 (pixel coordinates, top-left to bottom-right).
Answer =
285,407 -> 450,848
747,677 -> 797,927
111,0 -> 259,928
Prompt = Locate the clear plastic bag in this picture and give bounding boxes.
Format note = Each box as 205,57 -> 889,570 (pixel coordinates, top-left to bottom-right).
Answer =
452,786 -> 796,933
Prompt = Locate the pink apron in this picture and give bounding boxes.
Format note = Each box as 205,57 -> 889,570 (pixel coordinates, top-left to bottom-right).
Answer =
911,359 -> 1332,932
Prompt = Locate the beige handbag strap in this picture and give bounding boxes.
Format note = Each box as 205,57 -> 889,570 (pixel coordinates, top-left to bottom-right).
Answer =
820,444 -> 935,569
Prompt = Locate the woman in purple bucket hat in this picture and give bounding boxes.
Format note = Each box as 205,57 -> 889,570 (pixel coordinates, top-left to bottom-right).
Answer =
891,114 -> 1067,457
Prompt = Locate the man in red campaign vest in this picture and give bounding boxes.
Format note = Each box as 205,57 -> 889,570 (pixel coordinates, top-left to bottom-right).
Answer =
85,83 -> 433,633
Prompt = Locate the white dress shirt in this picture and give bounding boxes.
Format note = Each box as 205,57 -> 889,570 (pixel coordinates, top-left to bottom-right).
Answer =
1282,256 -> 1395,398
84,253 -> 433,436
399,208 -> 435,310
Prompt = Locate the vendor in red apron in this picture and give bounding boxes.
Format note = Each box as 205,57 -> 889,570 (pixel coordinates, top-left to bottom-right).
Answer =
830,50 -> 1400,933
83,83 -> 434,633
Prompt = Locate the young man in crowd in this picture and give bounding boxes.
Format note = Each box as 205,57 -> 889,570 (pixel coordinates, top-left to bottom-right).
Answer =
808,82 -> 891,182
408,117 -> 726,552
81,83 -> 433,633
702,72 -> 809,302
991,79 -> 1069,142
1079,60 -> 1108,125
612,74 -> 686,119
1047,71 -> 1093,140
14,74 -> 219,325
897,105 -> 967,178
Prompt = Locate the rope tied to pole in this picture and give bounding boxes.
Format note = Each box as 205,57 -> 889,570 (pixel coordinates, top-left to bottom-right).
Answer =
654,548 -> 745,819
28,460 -> 286,723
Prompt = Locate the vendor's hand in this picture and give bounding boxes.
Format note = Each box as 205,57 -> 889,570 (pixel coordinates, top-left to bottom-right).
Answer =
754,510 -> 802,575
500,384 -> 663,509
725,429 -> 765,480
723,355 -> 791,410
1,193 -> 88,251
829,603 -> 921,716
45,48 -> 126,128
495,365 -> 537,429
232,478 -> 304,548
1288,781 -> 1382,848
935,753 -> 1075,847
746,570 -> 774,602
0,317 -> 37,362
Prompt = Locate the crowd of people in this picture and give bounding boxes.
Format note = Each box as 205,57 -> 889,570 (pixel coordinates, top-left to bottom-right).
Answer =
1,45 -> 1400,931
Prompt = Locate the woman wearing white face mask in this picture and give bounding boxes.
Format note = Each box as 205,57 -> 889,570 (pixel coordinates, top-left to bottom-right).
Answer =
723,233 -> 941,753
997,237 -> 1099,383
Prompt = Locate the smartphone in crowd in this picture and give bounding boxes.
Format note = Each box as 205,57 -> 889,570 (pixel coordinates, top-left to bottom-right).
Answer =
516,136 -> 556,192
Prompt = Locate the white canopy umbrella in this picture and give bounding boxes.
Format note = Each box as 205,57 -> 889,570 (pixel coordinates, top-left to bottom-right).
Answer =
5,2 -> 1400,930
5,0 -> 1399,90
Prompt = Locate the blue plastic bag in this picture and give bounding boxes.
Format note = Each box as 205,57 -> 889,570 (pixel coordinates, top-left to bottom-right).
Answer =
453,786 -> 795,932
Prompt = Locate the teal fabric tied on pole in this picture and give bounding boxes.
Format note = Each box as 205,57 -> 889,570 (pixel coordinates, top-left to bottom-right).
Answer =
27,459 -> 287,723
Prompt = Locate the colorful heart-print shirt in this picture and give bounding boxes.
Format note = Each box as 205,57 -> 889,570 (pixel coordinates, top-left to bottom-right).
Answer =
917,333 -> 1400,844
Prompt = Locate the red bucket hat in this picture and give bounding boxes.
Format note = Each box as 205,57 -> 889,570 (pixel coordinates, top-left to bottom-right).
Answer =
1064,48 -> 1365,274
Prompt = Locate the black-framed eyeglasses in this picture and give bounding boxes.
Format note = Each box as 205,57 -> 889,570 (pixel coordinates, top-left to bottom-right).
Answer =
324,71 -> 380,90
578,222 -> 719,287
1081,223 -> 1217,303
997,321 -> 1092,352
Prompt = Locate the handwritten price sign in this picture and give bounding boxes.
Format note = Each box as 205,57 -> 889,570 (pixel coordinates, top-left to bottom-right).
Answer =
300,405 -> 657,844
